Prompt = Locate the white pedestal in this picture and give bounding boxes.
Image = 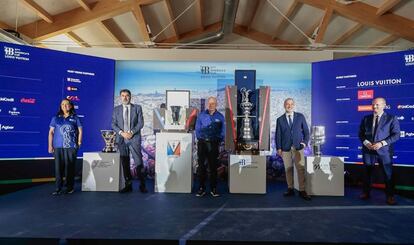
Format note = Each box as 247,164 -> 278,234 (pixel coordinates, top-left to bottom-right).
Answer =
229,154 -> 266,194
81,152 -> 125,192
294,156 -> 344,196
155,132 -> 193,193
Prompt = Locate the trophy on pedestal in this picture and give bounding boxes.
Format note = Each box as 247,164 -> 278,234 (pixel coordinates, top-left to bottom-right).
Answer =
224,70 -> 271,154
311,126 -> 325,156
237,88 -> 258,152
101,130 -> 117,153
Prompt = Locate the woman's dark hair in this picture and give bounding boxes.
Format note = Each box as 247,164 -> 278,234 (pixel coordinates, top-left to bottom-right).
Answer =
56,99 -> 76,116
119,89 -> 131,96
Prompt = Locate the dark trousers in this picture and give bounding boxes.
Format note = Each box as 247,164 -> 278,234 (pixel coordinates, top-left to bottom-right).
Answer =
197,140 -> 219,190
119,143 -> 145,187
54,148 -> 77,191
362,153 -> 394,197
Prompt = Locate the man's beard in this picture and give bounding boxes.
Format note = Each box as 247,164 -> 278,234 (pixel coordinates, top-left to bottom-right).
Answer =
122,100 -> 130,105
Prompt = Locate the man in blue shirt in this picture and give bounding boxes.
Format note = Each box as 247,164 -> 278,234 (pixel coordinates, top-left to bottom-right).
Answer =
195,96 -> 225,197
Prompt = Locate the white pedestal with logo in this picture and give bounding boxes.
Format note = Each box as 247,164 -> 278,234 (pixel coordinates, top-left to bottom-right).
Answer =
155,132 -> 193,193
294,156 -> 344,196
229,154 -> 266,194
81,152 -> 125,192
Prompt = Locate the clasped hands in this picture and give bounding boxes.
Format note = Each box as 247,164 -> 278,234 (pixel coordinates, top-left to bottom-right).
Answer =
366,141 -> 383,151
121,131 -> 133,140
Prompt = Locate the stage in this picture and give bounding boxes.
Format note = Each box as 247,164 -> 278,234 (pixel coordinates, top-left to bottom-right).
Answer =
1,180 -> 413,245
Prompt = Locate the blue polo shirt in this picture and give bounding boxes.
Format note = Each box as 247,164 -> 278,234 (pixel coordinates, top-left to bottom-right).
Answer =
49,114 -> 82,148
195,110 -> 225,141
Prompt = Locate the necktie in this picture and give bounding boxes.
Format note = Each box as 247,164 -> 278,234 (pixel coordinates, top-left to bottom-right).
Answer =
124,106 -> 130,132
373,115 -> 379,140
288,115 -> 293,128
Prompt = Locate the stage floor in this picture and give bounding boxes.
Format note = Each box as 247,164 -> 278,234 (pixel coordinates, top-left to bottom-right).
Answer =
1,180 -> 414,245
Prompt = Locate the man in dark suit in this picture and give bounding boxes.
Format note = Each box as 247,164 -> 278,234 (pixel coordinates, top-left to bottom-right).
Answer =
359,97 -> 400,205
112,89 -> 147,193
276,98 -> 311,200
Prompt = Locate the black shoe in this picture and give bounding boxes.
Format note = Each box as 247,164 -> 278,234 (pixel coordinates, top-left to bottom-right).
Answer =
283,188 -> 295,197
299,191 -> 311,201
359,192 -> 370,200
120,185 -> 132,193
51,189 -> 62,196
210,188 -> 220,197
139,185 -> 148,193
196,188 -> 206,197
64,188 -> 74,194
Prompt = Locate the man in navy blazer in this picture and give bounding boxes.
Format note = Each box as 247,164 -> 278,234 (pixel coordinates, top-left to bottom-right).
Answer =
359,97 -> 400,205
112,89 -> 147,193
276,98 -> 310,200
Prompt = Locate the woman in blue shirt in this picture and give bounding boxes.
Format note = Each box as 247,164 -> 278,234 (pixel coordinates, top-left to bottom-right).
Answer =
48,99 -> 82,195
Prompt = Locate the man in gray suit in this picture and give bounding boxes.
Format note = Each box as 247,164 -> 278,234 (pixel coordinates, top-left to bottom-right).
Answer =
112,89 -> 147,193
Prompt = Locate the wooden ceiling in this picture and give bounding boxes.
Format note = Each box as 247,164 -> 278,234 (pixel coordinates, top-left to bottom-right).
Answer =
0,0 -> 413,51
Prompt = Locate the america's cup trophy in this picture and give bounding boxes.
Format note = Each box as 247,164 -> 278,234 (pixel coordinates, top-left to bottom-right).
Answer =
170,105 -> 182,125
238,87 -> 257,151
311,126 -> 325,156
101,130 -> 117,153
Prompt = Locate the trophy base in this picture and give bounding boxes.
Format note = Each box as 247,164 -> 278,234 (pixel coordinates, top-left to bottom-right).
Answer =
102,148 -> 117,153
236,141 -> 259,155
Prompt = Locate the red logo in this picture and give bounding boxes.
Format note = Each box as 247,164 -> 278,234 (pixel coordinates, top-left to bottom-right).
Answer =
358,105 -> 372,111
20,98 -> 36,104
66,95 -> 80,101
358,90 -> 374,100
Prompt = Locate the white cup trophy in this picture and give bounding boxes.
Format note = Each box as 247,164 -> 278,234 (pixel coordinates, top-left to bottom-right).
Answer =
310,126 -> 325,156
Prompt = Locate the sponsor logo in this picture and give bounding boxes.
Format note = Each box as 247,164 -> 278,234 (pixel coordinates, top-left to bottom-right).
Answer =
336,98 -> 350,101
405,54 -> 414,66
358,90 -> 374,100
200,65 -> 226,75
74,105 -> 79,110
8,107 -> 20,116
0,97 -> 14,102
397,104 -> 414,109
358,105 -> 372,111
20,98 -> 36,104
67,86 -> 78,91
167,140 -> 181,157
91,160 -> 113,169
237,158 -> 258,169
335,146 -> 349,149
400,131 -> 414,138
357,154 -> 362,159
4,46 -> 30,61
67,77 -> 81,83
397,116 -> 404,121
66,95 -> 80,101
0,124 -> 14,131
336,121 -> 349,124
336,135 -> 350,138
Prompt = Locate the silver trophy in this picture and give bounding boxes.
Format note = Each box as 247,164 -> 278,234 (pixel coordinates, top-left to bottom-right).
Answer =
239,87 -> 254,141
311,126 -> 326,156
101,130 -> 117,153
170,105 -> 182,125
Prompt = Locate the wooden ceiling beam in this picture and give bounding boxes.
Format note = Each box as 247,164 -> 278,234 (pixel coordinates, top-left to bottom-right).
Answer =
76,0 -> 92,11
272,1 -> 303,39
376,0 -> 400,16
196,0 -> 205,30
332,23 -> 363,45
159,22 -> 222,44
99,21 -> 125,47
296,0 -> 414,42
65,31 -> 91,47
18,0 -> 133,40
20,0 -> 54,23
234,24 -> 298,50
296,18 -> 321,44
370,35 -> 399,48
165,0 -> 179,38
314,7 -> 333,43
247,0 -> 261,32
131,1 -> 151,42
101,18 -> 135,47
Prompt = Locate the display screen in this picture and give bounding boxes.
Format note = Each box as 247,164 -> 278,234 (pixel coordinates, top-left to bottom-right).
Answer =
312,50 -> 414,166
0,42 -> 115,159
